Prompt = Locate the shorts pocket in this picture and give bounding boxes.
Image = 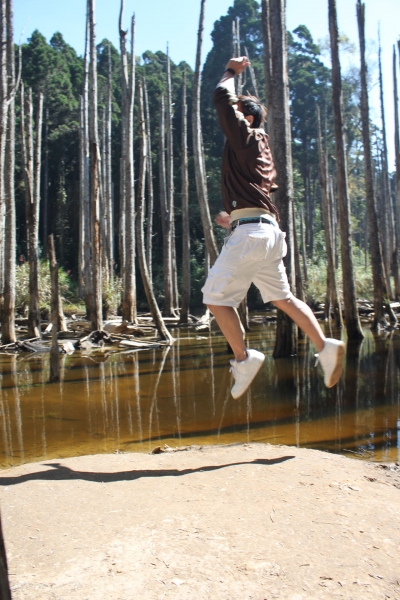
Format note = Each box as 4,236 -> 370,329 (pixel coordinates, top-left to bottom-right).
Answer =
202,265 -> 235,299
240,233 -> 271,261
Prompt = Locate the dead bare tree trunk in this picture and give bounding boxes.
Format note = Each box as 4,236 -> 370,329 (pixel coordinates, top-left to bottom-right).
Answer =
159,94 -> 173,315
20,84 -> 43,338
378,31 -> 394,297
107,44 -> 113,279
244,45 -> 259,98
357,1 -> 396,329
180,70 -> 190,324
166,46 -> 179,314
48,234 -> 60,382
80,14 -> 93,319
119,1 -> 136,323
136,79 -> 173,344
299,205 -> 308,282
2,0 -> 16,344
392,45 -> 400,299
328,0 -> 363,340
316,104 -> 342,328
0,0 -> 7,304
192,0 -> 218,265
261,0 -> 297,357
88,0 -> 102,330
144,78 -> 154,280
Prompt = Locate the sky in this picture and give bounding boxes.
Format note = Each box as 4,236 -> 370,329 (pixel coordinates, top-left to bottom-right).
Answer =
14,0 -> 400,169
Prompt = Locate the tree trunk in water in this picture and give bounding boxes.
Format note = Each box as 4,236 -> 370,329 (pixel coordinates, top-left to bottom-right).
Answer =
316,104 -> 342,328
180,71 -> 190,324
166,46 -> 178,313
261,0 -> 297,357
192,0 -> 218,265
88,0 -> 103,330
119,1 -> 136,323
106,44 -> 113,280
328,0 -> 363,340
357,2 -> 395,329
0,512 -> 11,600
299,205 -> 308,282
136,80 -> 173,344
378,33 -> 394,296
159,94 -> 173,315
81,14 -> 93,319
21,84 -> 43,338
2,0 -> 16,344
392,46 -> 400,299
144,78 -> 154,280
48,234 -> 60,382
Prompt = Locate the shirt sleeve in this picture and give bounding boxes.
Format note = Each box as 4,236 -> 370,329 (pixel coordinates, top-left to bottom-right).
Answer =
213,84 -> 257,151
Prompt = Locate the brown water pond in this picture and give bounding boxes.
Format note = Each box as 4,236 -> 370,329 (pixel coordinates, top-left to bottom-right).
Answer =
0,322 -> 399,468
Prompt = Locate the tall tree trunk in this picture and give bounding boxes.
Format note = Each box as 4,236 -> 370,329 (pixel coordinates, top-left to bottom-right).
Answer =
81,13 -> 93,318
299,205 -> 308,282
180,70 -> 190,324
192,0 -> 218,265
166,46 -> 178,313
2,0 -> 16,343
316,104 -> 342,328
21,84 -> 43,338
244,45 -> 259,98
328,0 -> 363,340
119,1 -> 136,322
357,1 -> 395,329
144,78 -> 154,280
107,44 -> 113,279
101,106 -> 108,285
378,32 -> 394,296
136,79 -> 173,343
0,0 -> 7,304
159,94 -> 172,315
392,45 -> 400,299
42,107 -> 49,259
261,0 -> 297,357
88,0 -> 102,330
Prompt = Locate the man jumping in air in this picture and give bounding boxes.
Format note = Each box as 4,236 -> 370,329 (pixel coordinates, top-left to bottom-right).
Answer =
202,57 -> 345,399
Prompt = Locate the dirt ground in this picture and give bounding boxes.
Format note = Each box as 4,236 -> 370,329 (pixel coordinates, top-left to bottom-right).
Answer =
1,443 -> 400,600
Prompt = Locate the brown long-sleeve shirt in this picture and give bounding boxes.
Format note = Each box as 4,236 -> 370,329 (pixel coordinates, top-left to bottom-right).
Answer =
213,83 -> 279,220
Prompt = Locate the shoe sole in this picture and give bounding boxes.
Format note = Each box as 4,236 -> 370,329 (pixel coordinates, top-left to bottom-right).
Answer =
231,355 -> 265,399
326,343 -> 345,388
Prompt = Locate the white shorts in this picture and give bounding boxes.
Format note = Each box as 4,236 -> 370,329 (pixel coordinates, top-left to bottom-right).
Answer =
202,221 -> 292,307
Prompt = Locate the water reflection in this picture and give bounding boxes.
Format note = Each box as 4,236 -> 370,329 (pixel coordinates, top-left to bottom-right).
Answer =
0,323 -> 400,468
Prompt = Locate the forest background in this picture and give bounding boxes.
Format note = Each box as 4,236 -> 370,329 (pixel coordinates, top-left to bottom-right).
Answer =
4,0 -> 400,319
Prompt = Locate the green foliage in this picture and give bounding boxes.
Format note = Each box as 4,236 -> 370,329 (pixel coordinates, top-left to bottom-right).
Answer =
15,262 -> 75,316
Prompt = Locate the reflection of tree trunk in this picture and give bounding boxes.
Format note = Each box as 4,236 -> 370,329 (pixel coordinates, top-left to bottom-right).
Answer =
192,0 -> 218,265
149,347 -> 170,447
316,105 -> 342,328
136,80 -> 173,344
180,71 -> 190,324
329,0 -> 363,341
344,340 -> 362,410
261,0 -> 297,357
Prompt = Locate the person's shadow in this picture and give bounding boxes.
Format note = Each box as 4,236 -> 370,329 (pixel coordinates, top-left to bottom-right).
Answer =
0,455 -> 295,486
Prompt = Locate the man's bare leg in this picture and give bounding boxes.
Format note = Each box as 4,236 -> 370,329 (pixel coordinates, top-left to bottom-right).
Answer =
207,304 -> 247,362
273,296 -> 325,352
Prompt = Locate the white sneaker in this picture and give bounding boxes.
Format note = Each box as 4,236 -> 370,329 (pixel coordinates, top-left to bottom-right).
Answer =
315,338 -> 345,388
230,349 -> 265,399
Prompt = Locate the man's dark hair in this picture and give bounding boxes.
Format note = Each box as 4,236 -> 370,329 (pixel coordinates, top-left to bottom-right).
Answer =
238,94 -> 267,129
